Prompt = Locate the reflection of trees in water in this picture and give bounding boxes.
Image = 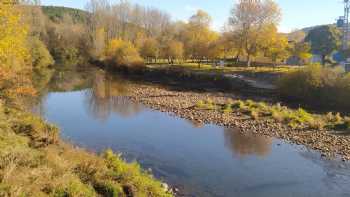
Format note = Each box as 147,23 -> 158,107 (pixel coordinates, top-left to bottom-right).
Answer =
86,71 -> 143,121
47,67 -> 96,92
224,128 -> 272,158
299,150 -> 350,193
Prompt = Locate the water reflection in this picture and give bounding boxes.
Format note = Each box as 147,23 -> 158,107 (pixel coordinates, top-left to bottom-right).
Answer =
85,71 -> 143,121
224,128 -> 272,158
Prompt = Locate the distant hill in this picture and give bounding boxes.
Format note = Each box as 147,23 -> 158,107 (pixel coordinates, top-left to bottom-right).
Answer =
41,6 -> 89,23
286,24 -> 337,41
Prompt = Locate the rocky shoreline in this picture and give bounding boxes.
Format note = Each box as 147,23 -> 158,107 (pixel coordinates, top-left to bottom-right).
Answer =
128,83 -> 350,161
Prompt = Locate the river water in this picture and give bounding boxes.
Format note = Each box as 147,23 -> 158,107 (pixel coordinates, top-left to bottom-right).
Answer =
33,67 -> 350,197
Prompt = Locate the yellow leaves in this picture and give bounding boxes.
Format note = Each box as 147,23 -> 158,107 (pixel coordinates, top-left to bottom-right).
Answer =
0,1 -> 35,105
0,0 -> 30,70
105,39 -> 126,58
140,38 -> 159,59
105,39 -> 144,67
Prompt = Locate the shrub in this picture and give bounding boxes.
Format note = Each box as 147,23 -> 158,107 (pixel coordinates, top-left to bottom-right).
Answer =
196,99 -> 216,110
29,37 -> 54,68
10,110 -> 59,148
223,102 -> 233,113
105,39 -> 144,67
250,110 -> 260,120
278,64 -> 350,109
52,178 -> 96,197
51,46 -> 81,66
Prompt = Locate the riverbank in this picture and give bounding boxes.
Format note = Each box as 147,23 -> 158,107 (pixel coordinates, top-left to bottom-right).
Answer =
0,103 -> 173,196
128,84 -> 350,161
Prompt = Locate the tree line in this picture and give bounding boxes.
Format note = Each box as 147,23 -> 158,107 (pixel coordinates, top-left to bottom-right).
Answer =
1,0 -> 344,92
17,0 -> 318,69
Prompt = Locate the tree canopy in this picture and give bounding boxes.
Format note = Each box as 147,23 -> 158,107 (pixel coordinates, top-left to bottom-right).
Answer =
305,25 -> 341,65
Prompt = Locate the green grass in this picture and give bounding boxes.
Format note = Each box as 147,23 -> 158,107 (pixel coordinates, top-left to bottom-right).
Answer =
195,98 -> 350,131
147,62 -> 299,75
0,103 -> 173,197
196,98 -> 216,110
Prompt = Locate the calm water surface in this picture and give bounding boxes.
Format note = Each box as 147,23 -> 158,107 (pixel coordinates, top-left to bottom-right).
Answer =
35,68 -> 350,197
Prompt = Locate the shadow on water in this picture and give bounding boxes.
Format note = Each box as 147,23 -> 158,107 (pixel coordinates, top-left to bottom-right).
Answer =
33,67 -> 350,197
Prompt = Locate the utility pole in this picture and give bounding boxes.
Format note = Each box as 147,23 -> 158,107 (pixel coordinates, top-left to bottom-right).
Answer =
337,0 -> 350,71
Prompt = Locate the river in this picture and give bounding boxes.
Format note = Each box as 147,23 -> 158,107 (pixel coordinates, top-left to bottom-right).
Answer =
32,67 -> 350,197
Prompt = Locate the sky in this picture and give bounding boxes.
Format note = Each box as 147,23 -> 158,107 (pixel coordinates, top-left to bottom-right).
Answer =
40,0 -> 344,33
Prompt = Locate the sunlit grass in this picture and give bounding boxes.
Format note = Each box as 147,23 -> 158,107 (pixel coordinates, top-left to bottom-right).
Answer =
195,98 -> 350,131
147,61 -> 300,75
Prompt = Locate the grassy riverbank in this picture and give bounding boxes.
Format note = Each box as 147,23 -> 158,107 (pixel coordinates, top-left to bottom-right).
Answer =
0,103 -> 172,196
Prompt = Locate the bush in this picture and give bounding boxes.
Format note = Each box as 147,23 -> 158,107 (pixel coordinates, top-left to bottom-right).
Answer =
278,64 -> 350,109
105,39 -> 144,67
52,46 -> 81,66
29,37 -> 54,68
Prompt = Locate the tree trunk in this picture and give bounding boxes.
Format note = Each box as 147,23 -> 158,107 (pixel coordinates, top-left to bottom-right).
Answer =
247,54 -> 251,67
321,55 -> 326,66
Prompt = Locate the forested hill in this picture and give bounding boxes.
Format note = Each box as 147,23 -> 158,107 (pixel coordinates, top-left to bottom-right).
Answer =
41,6 -> 89,23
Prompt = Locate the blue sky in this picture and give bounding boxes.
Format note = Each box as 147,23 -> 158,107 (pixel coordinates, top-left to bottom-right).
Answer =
41,0 -> 344,33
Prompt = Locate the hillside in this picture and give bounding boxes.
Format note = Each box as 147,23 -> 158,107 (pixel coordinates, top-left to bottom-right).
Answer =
41,6 -> 89,23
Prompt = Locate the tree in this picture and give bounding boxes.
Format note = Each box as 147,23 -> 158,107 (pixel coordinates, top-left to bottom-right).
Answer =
140,38 -> 159,63
0,0 -> 30,70
91,27 -> 106,60
188,9 -> 211,28
183,10 -> 219,67
105,39 -> 144,67
29,37 -> 54,68
208,40 -> 225,66
229,0 -> 281,67
262,26 -> 290,66
163,40 -> 184,64
305,25 -> 341,65
289,42 -> 312,65
0,0 -> 36,102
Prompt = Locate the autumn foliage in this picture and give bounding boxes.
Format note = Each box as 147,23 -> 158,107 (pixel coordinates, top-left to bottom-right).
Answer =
0,0 -> 36,105
105,39 -> 144,67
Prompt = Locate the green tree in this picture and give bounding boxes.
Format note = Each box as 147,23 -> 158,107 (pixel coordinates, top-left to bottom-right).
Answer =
305,25 -> 341,65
